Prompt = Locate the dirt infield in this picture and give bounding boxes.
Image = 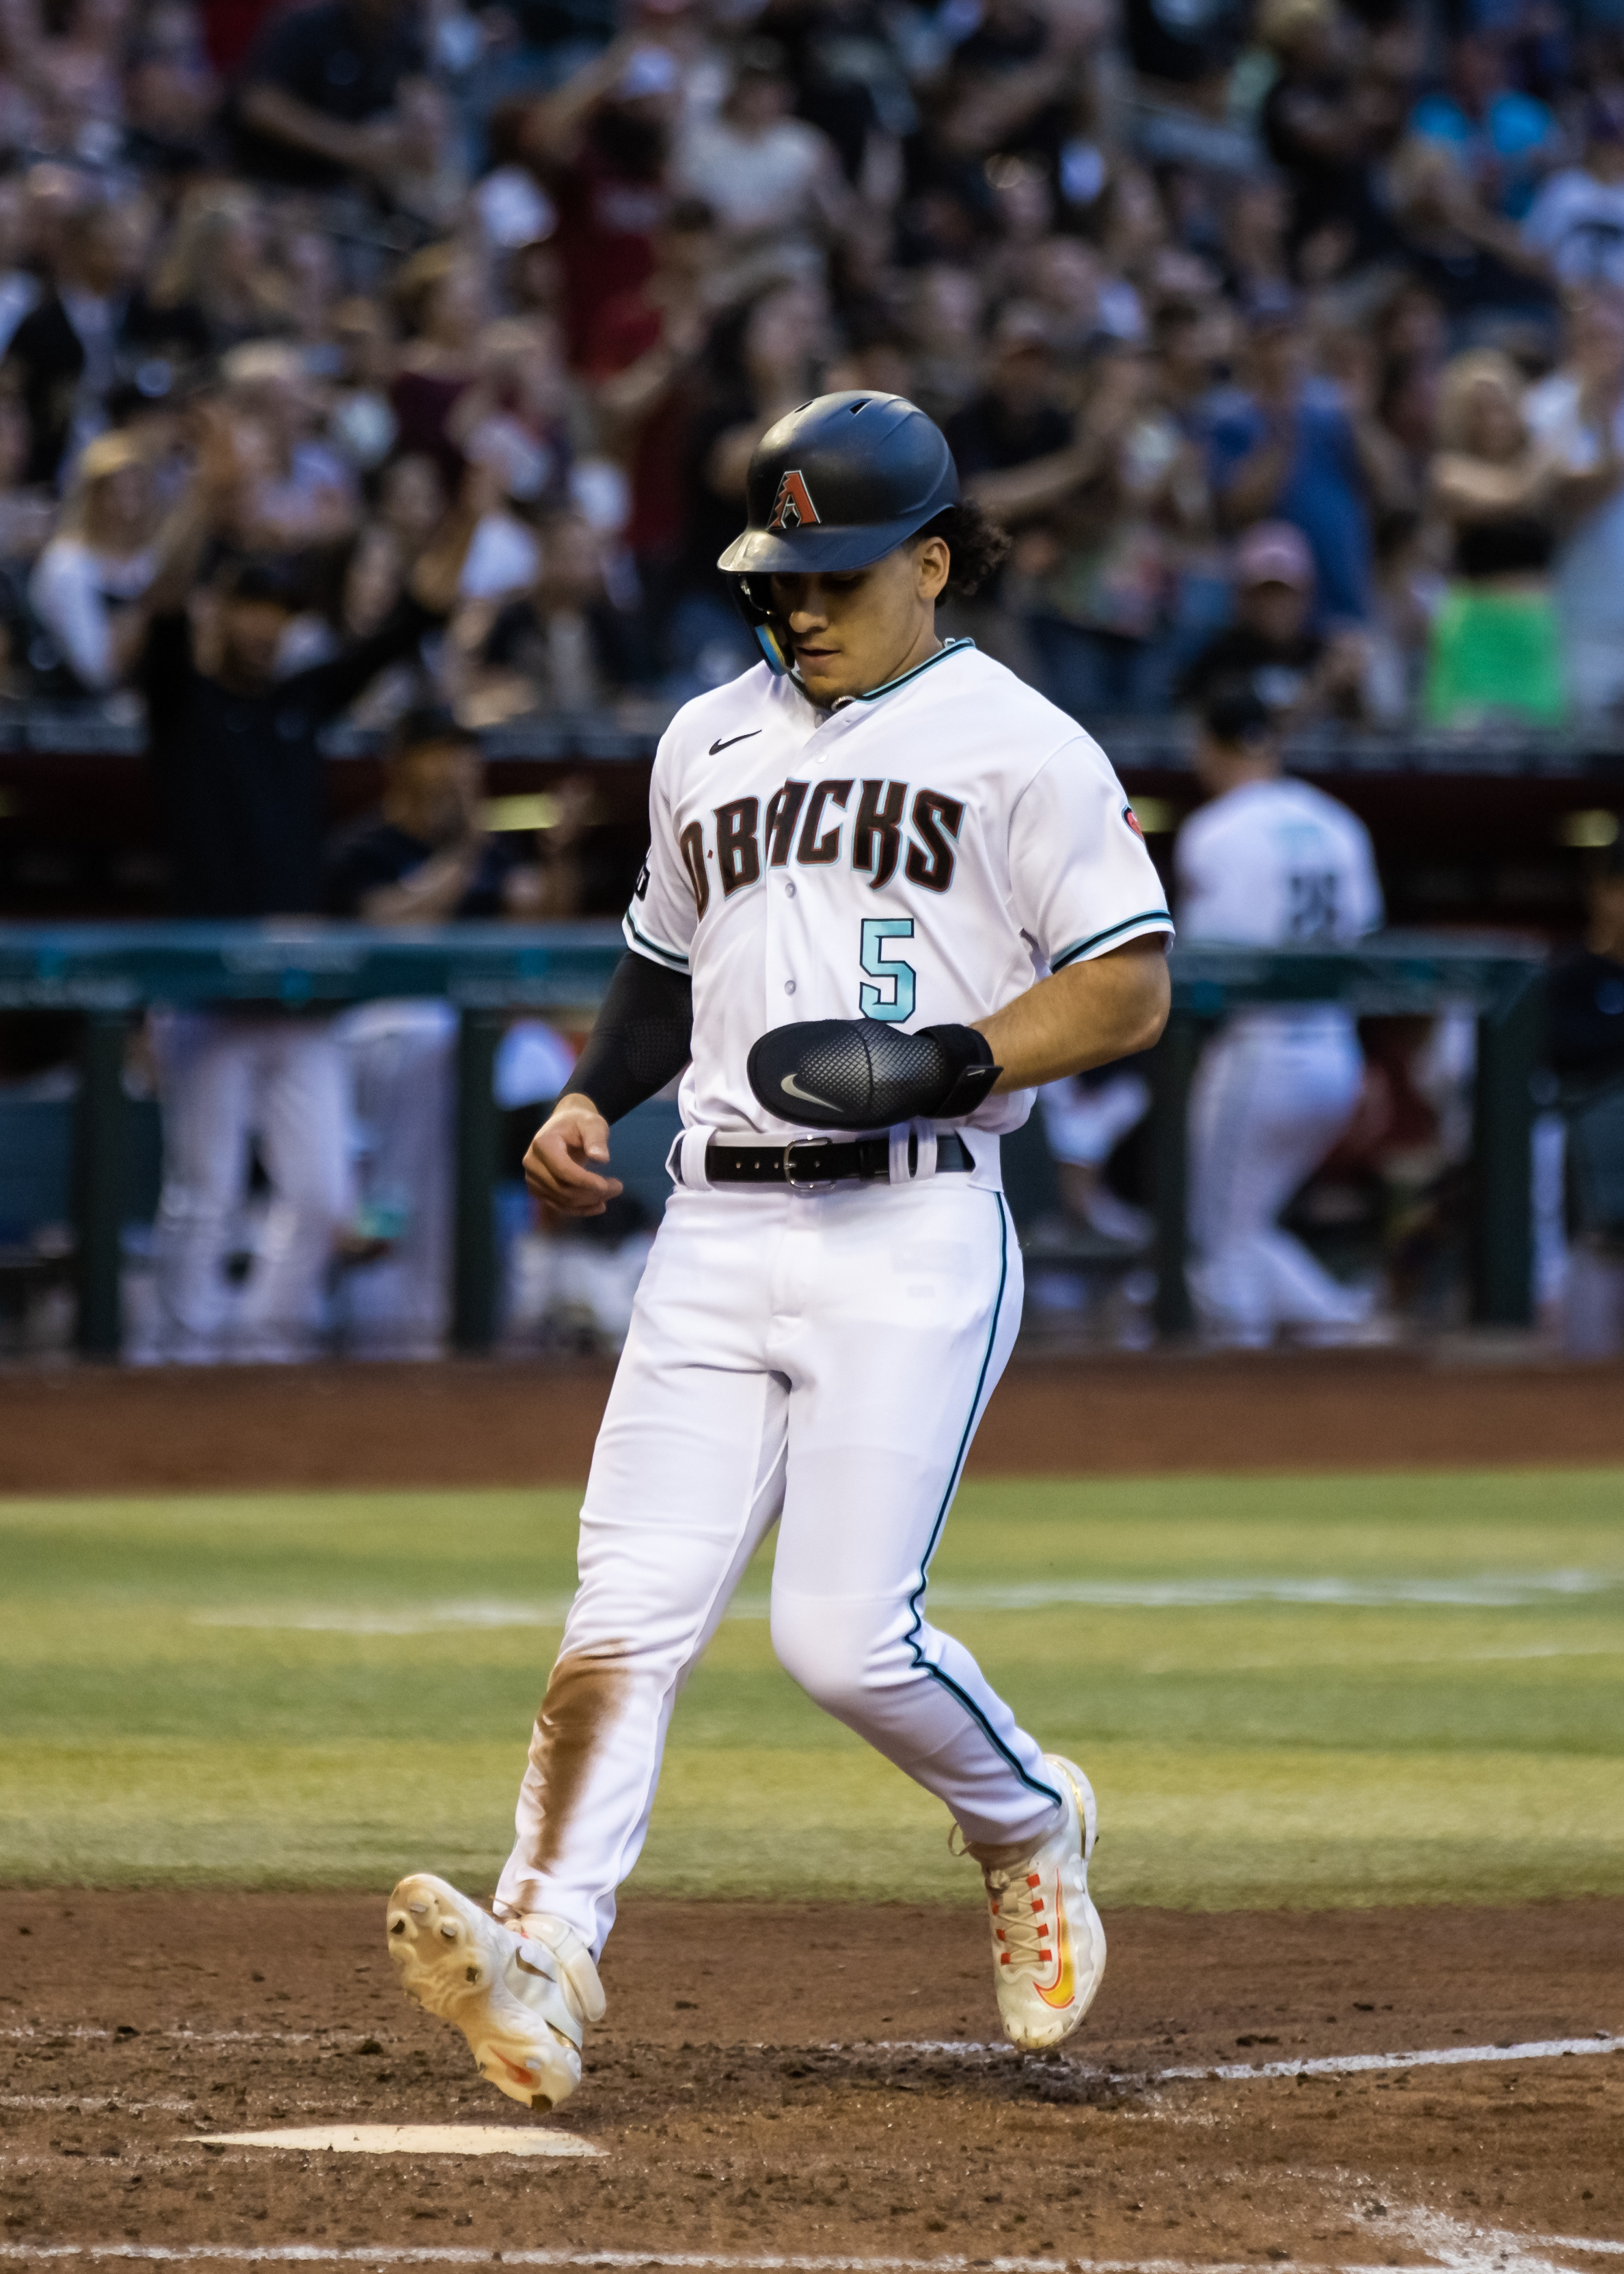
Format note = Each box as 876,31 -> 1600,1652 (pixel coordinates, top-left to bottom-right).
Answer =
5,1350 -> 1624,1493
0,1889 -> 1619,2269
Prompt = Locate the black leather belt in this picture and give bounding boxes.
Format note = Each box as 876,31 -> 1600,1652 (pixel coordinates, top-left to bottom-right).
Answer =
703,1131 -> 973,1188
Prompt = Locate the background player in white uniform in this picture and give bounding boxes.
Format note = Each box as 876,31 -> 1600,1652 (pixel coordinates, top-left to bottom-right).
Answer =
1176,684 -> 1384,1347
383,392 -> 1173,2111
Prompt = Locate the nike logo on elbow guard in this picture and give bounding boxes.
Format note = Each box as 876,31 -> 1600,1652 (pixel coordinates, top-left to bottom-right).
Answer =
709,730 -> 762,755
779,1071 -> 841,1110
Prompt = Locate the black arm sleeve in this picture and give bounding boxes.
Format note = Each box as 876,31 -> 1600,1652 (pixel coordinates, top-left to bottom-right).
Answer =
569,950 -> 694,1125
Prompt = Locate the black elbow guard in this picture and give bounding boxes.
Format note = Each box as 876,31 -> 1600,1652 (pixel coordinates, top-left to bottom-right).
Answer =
747,1017 -> 1001,1132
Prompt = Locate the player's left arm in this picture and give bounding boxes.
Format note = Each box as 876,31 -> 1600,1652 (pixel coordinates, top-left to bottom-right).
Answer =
973,933 -> 1170,1091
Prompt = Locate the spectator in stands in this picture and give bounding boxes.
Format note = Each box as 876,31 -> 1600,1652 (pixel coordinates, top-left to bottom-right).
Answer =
1522,96 -> 1624,290
1179,519 -> 1368,724
1548,835 -> 1624,1357
521,36 -> 680,365
900,264 -> 983,429
1257,0 -> 1390,276
1204,294 -> 1395,624
219,338 -> 360,554
29,429 -> 161,695
234,0 -> 432,197
1219,176 -> 1293,308
144,183 -> 287,355
2,195 -> 178,485
448,511 -> 645,722
585,196 -> 718,634
1387,135 -> 1556,353
1410,33 -> 1560,222
0,393 -> 49,693
671,39 -> 850,282
1526,295 -> 1624,716
0,177 -> 41,362
390,242 -> 487,480
666,274 -> 826,687
325,703 -> 547,923
124,0 -> 221,177
971,336 -> 1197,716
1424,347 -> 1566,726
945,302 -> 1073,483
448,315 -> 574,525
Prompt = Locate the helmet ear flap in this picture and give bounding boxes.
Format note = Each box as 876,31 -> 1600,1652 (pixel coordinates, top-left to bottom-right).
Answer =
730,573 -> 791,676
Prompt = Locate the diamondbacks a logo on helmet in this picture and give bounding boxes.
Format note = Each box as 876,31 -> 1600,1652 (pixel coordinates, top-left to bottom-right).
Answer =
768,469 -> 820,532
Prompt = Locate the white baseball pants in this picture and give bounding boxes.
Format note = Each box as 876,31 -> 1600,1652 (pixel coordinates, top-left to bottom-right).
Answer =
334,1000 -> 457,1361
150,1011 -> 353,1363
1189,1011 -> 1370,1347
493,1166 -> 1061,1957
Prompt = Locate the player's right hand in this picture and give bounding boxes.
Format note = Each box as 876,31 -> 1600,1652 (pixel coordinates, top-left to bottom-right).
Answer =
524,1094 -> 623,1217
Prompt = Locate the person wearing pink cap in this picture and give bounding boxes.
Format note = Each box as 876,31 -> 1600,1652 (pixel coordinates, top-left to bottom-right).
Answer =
1178,518 -> 1368,725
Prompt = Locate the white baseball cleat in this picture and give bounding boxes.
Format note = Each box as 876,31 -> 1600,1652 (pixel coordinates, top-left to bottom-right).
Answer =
385,1873 -> 605,2111
964,1752 -> 1107,2052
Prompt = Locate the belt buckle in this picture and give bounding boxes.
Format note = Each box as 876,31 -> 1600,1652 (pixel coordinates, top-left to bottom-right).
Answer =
784,1136 -> 837,1192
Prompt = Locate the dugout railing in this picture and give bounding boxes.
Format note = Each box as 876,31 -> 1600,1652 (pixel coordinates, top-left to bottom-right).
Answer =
0,923 -> 1545,1359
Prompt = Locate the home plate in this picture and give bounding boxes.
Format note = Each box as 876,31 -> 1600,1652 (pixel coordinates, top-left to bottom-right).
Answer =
190,2126 -> 603,2158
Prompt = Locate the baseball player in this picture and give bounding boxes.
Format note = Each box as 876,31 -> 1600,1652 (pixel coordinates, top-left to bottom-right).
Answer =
384,392 -> 1174,2107
1178,684 -> 1383,1346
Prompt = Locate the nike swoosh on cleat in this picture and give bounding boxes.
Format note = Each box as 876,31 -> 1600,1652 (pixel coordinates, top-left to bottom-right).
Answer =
1035,1877 -> 1075,2009
709,730 -> 762,754
780,1071 -> 841,1110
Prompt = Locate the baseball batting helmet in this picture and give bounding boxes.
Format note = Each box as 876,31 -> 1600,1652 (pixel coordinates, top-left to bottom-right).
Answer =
717,390 -> 960,671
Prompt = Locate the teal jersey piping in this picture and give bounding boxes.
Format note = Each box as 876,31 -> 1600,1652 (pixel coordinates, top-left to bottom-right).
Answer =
849,637 -> 977,705
623,907 -> 690,971
1051,909 -> 1174,972
902,1192 -> 1062,1811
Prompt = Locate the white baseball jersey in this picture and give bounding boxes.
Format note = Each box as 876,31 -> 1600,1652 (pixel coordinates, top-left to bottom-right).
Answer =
1174,775 -> 1382,952
1176,773 -> 1381,1341
623,639 -> 1174,1143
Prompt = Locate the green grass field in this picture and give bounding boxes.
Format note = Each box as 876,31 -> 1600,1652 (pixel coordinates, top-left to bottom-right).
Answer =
2,1470 -> 1622,1910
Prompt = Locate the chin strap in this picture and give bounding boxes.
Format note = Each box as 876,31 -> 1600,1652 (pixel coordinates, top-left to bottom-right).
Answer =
753,619 -> 791,674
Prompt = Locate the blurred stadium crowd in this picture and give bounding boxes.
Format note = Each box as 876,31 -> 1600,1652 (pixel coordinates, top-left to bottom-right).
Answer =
14,0 -> 1624,732
3,0 -> 1624,1365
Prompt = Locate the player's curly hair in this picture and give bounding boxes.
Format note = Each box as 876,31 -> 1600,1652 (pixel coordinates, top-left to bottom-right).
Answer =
910,500 -> 1012,600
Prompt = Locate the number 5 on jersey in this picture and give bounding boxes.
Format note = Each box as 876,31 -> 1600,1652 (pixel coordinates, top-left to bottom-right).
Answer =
860,917 -> 916,1022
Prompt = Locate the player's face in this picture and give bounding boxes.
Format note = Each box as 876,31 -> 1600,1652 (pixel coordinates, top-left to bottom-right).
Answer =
768,537 -> 950,704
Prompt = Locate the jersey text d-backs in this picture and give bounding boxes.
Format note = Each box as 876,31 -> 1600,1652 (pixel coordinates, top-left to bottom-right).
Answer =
625,640 -> 1174,1140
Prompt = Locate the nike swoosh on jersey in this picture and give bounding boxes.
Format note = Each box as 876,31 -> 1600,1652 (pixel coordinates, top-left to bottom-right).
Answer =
709,730 -> 762,755
779,1071 -> 841,1110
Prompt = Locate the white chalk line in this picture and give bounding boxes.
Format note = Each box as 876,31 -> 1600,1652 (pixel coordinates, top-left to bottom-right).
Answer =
0,2243 -> 1617,2274
0,2250 -> 1475,2273
3,2029 -> 1620,2085
1388,2205 -> 1624,2274
833,2033 -> 1624,2082
190,1570 -> 1624,1633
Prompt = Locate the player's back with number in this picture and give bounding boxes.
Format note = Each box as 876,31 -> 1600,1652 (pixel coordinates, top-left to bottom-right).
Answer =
1175,775 -> 1382,952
